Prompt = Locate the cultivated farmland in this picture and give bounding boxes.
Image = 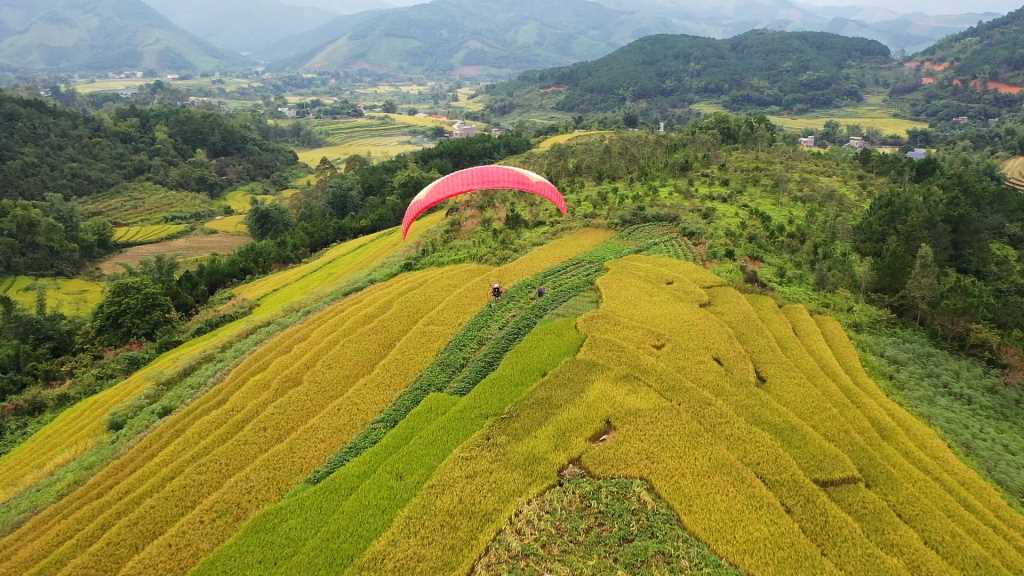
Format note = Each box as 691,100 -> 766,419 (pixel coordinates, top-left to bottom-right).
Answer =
0,217 -> 443,507
294,117 -> 438,167
349,256 -> 1023,576
692,94 -> 929,138
112,224 -> 190,245
97,233 -> 251,275
79,184 -> 214,226
0,228 -> 610,576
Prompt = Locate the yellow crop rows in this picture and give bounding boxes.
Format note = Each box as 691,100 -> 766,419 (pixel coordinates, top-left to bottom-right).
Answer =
0,228 -> 610,576
0,218 -> 438,504
349,256 -> 1023,576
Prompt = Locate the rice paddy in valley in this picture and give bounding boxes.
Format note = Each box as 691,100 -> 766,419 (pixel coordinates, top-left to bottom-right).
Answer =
0,276 -> 104,317
693,94 -> 929,137
294,116 -> 438,167
97,233 -> 252,275
0,217 -> 443,507
0,228 -> 610,576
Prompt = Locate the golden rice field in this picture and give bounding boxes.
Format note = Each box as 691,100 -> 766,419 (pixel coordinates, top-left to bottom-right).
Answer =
0,276 -> 104,317
692,96 -> 928,138
204,215 -> 248,235
112,224 -> 190,245
348,257 -> 1023,576
0,217 -> 443,505
0,229 -> 611,576
3,240 -> 1021,575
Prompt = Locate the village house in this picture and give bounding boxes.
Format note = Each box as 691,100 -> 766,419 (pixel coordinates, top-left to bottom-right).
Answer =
847,136 -> 866,150
906,149 -> 929,161
799,135 -> 815,148
451,121 -> 478,139
952,116 -> 969,125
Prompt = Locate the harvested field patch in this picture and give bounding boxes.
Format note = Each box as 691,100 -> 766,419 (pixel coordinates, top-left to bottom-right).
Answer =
98,233 -> 250,274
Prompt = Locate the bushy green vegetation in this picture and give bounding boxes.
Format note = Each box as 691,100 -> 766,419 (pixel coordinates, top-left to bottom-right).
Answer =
490,31 -> 889,118
0,92 -> 295,202
475,475 -> 742,576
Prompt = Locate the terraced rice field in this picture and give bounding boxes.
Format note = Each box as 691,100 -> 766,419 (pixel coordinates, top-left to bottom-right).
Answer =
332,256 -> 1020,576
112,224 -> 190,245
0,276 -> 104,317
80,185 -> 213,226
1004,156 -> 1024,190
295,117 -> 433,167
0,218 -> 443,506
0,229 -> 611,576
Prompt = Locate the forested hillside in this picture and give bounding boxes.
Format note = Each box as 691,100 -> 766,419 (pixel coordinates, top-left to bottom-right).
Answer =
0,0 -> 238,72
0,91 -> 297,276
488,31 -> 891,116
892,7 -> 1024,122
271,0 -> 632,77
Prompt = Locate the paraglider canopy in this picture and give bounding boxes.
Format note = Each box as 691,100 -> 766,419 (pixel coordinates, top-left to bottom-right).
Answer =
402,165 -> 568,238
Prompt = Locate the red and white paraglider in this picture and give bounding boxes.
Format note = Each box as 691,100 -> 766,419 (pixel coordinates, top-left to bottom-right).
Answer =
402,165 -> 567,239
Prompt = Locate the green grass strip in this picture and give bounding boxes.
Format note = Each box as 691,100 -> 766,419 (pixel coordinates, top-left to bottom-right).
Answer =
195,317 -> 585,576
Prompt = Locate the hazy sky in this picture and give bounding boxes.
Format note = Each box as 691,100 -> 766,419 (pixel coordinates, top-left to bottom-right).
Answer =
799,0 -> 1018,14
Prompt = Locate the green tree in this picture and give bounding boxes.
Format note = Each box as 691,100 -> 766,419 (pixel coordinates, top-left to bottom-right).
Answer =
905,244 -> 940,324
93,277 -> 177,346
822,120 -> 842,145
245,201 -> 294,241
382,100 -> 398,114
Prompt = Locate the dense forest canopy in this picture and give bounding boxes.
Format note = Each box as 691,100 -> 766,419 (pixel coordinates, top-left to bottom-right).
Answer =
489,30 -> 891,116
0,91 -> 297,201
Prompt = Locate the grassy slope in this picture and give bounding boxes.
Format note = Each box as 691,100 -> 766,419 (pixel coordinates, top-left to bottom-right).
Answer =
0,229 -> 610,576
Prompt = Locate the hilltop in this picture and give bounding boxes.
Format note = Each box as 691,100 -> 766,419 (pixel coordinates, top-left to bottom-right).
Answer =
0,0 -> 239,72
914,6 -> 1024,86
487,30 -> 891,116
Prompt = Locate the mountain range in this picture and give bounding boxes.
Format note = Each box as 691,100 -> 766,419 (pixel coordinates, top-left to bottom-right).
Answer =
267,0 -> 1000,79
0,0 -> 1010,75
0,0 -> 237,72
